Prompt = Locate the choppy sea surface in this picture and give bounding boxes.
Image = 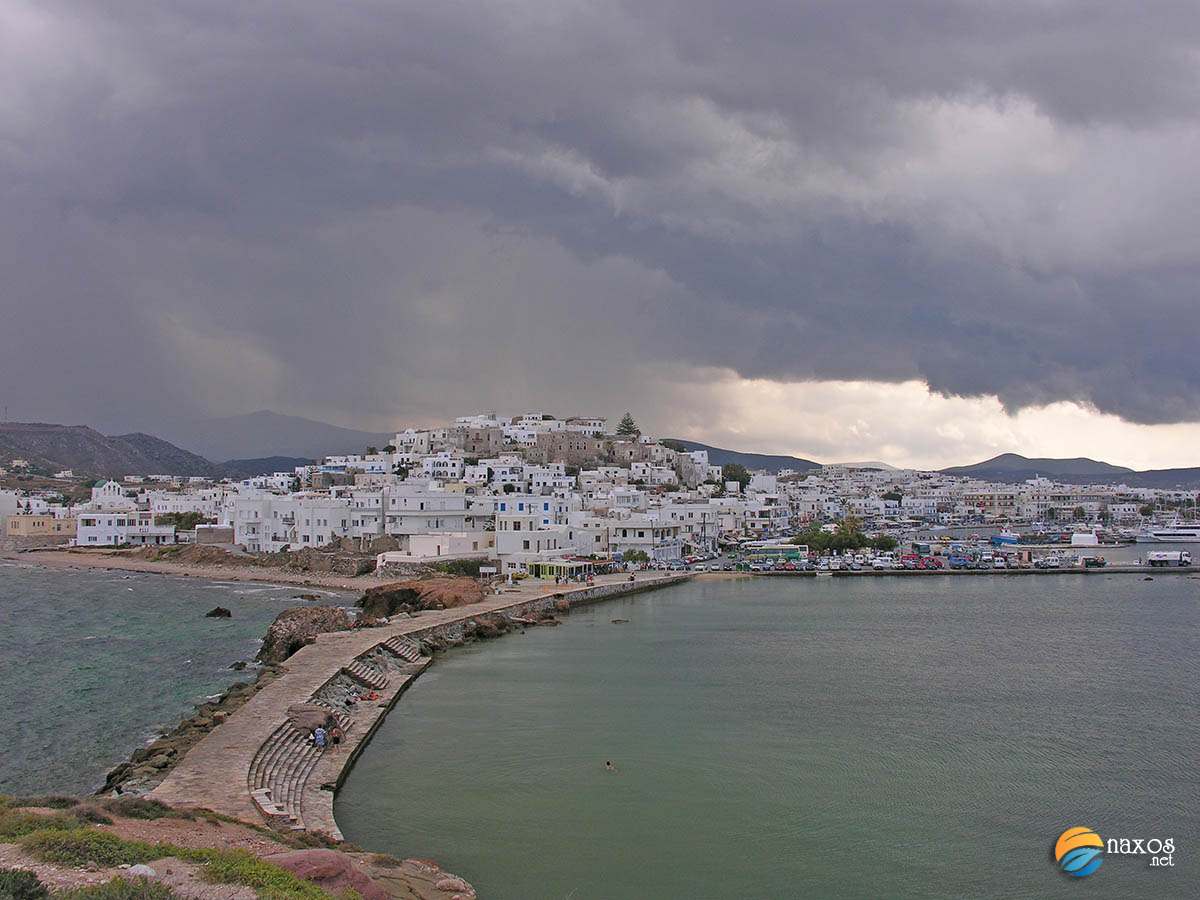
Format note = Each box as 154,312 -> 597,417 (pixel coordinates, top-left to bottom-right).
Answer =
337,574 -> 1200,899
0,562 -> 350,795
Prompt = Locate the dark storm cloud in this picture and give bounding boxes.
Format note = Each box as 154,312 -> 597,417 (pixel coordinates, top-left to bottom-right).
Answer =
3,0 -> 1200,430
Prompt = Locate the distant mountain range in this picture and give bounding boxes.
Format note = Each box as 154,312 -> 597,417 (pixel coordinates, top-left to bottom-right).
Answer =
0,423 -> 310,480
939,453 -> 1200,488
0,423 -> 214,477
150,411 -> 393,462
664,439 -> 821,473
941,452 -> 1133,479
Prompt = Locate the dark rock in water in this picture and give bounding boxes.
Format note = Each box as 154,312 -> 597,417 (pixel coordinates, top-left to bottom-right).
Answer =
205,606 -> 232,618
229,660 -> 248,670
295,593 -> 322,601
1144,576 -> 1154,581
611,618 -> 630,624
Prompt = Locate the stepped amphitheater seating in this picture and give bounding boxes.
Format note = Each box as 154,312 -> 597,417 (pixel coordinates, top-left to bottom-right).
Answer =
384,634 -> 424,663
247,721 -> 325,828
248,639 -> 428,829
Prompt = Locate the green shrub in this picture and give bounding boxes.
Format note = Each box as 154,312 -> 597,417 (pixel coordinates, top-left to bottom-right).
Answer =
0,811 -> 81,840
55,878 -> 177,900
18,829 -> 161,868
73,807 -> 115,826
0,867 -> 49,900
429,558 -> 484,577
100,799 -> 173,821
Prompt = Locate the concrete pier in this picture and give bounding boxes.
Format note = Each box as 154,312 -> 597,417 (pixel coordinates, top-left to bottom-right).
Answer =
149,572 -> 689,837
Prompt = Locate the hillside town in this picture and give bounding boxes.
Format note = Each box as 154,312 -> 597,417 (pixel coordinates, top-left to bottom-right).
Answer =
3,412 -> 1198,573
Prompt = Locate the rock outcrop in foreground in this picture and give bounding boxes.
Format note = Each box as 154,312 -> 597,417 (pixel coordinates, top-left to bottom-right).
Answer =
358,577 -> 487,618
257,606 -> 354,664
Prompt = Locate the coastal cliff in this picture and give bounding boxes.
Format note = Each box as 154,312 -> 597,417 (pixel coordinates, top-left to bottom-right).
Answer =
257,606 -> 354,664
358,577 -> 487,618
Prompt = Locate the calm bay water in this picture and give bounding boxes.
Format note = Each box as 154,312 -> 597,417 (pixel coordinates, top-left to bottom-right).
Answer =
0,562 -> 350,795
337,575 -> 1199,899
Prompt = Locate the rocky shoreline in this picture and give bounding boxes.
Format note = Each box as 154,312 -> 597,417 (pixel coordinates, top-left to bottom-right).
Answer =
98,663 -> 287,797
96,576 -> 566,798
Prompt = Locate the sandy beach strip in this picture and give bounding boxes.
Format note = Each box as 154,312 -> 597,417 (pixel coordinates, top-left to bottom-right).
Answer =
0,548 -> 391,591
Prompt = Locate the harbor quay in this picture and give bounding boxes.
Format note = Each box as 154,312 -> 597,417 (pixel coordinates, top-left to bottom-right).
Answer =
752,566 -> 1198,577
148,571 -> 689,838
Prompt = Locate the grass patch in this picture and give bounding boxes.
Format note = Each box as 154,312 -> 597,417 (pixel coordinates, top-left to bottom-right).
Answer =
18,829 -> 162,868
0,867 -> 49,900
0,810 -> 82,840
55,878 -> 177,900
189,849 -> 327,900
19,829 -> 329,900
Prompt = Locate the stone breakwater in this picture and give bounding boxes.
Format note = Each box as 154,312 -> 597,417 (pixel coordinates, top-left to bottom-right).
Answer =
146,573 -> 690,841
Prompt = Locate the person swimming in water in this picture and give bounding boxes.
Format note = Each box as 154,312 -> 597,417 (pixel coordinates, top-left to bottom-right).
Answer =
605,760 -> 617,772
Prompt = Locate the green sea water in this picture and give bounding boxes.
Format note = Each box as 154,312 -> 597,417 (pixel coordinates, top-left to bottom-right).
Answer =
336,575 -> 1199,899
0,562 -> 351,795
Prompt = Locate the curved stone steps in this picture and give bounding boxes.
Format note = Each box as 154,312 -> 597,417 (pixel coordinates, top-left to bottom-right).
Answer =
344,660 -> 389,690
384,635 -> 423,663
313,701 -> 353,733
248,723 -> 307,825
248,722 -> 290,789
251,724 -> 301,793
280,739 -> 323,823
259,731 -> 303,810
247,721 -> 329,829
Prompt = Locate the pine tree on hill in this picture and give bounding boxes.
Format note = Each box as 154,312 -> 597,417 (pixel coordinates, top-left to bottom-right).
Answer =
616,412 -> 640,436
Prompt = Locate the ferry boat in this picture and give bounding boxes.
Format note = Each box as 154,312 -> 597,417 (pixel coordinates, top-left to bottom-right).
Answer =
1134,524 -> 1200,543
990,530 -> 1020,546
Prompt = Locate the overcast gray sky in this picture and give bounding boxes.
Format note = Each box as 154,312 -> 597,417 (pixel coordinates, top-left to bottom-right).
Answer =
3,1 -> 1200,467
